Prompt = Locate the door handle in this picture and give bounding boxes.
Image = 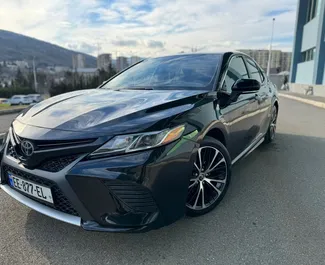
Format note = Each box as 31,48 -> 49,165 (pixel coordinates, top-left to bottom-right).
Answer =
255,94 -> 262,102
255,94 -> 267,103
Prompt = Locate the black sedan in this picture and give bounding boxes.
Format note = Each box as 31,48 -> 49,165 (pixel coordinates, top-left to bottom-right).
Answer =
0,52 -> 278,232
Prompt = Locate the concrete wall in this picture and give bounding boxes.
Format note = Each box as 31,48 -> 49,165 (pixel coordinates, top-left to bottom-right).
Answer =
301,18 -> 319,51
296,61 -> 315,84
289,83 -> 325,97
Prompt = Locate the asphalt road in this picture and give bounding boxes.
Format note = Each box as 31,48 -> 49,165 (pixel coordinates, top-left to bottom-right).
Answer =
1,97 -> 325,265
0,113 -> 19,133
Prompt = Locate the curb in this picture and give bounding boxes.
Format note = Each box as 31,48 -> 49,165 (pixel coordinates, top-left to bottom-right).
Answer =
0,107 -> 26,116
279,93 -> 325,109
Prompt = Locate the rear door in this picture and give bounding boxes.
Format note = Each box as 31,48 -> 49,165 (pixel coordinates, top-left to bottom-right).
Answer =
244,57 -> 272,135
219,55 -> 260,160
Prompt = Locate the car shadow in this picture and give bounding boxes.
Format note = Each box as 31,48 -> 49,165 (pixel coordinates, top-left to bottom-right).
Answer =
23,132 -> 325,264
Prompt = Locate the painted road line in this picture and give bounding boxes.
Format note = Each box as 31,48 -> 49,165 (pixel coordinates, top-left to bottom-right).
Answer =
279,93 -> 325,109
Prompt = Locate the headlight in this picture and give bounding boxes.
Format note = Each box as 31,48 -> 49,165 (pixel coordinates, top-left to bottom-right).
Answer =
90,125 -> 185,157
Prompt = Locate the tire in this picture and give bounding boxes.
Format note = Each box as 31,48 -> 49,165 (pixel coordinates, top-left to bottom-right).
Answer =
186,136 -> 231,217
264,105 -> 278,144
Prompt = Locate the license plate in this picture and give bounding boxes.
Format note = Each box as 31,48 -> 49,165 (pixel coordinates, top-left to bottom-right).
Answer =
8,173 -> 54,204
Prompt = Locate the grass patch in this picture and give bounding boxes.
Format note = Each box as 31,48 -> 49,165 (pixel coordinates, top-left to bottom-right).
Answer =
0,104 -> 26,110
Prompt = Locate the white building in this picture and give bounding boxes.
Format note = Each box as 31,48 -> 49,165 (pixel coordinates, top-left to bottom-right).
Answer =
116,57 -> 129,72
238,49 -> 291,72
72,54 -> 86,69
76,68 -> 98,77
97,54 -> 112,71
130,56 -> 141,65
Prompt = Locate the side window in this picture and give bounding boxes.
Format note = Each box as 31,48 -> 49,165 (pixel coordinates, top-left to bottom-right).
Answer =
245,57 -> 262,83
222,56 -> 249,93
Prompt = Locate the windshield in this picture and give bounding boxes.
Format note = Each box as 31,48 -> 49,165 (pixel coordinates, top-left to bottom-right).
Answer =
102,54 -> 221,90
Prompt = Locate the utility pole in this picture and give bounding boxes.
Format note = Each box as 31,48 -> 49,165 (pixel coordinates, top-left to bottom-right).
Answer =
32,57 -> 38,92
267,18 -> 275,77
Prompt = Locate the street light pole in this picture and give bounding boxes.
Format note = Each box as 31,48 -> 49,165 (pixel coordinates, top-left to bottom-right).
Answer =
267,18 -> 275,77
32,57 -> 38,92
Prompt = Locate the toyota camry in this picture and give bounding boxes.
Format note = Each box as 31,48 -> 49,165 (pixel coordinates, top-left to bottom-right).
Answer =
0,52 -> 278,232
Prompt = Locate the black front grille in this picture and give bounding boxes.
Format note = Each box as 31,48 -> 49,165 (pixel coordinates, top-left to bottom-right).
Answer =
38,155 -> 80,172
11,128 -> 96,151
6,141 -> 80,173
2,165 -> 79,216
35,138 -> 96,151
102,180 -> 158,213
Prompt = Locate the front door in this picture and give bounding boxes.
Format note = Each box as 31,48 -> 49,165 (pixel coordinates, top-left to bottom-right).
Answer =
218,56 -> 260,160
244,56 -> 272,136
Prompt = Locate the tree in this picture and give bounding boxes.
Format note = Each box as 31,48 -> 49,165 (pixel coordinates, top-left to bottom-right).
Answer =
14,68 -> 28,88
49,68 -> 117,96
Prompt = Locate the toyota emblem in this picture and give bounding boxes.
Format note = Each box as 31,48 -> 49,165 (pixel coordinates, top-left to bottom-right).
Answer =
20,140 -> 34,157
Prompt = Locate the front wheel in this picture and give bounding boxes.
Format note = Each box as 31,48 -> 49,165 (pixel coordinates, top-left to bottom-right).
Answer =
186,137 -> 231,216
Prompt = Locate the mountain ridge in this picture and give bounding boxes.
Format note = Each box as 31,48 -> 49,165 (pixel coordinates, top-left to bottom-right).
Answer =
0,29 -> 96,67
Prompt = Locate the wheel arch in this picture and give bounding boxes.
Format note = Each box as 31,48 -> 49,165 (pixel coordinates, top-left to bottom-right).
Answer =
274,100 -> 279,112
199,122 -> 229,148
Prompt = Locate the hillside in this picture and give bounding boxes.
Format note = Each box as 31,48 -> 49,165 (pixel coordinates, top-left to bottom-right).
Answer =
0,30 -> 96,67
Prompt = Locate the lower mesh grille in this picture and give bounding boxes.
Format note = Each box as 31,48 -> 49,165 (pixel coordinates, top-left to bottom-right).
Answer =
102,180 -> 158,213
2,165 -> 79,216
38,155 -> 80,172
7,141 -> 19,160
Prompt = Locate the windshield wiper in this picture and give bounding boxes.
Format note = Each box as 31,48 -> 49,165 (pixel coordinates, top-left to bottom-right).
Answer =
123,87 -> 154,90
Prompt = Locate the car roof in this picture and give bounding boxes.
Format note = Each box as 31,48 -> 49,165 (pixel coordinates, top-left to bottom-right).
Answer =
151,52 -> 226,59
157,51 -> 255,58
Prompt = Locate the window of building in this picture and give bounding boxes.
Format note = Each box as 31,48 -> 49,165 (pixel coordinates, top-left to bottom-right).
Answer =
302,48 -> 316,62
307,0 -> 318,22
222,56 -> 249,93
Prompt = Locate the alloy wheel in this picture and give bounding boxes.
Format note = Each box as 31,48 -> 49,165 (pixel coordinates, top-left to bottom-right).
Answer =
186,146 -> 228,210
269,107 -> 277,140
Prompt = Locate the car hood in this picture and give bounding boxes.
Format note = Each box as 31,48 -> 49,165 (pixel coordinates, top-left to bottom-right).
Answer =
15,89 -> 207,137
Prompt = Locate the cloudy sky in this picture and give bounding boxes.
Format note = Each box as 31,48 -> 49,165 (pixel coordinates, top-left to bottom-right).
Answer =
0,0 -> 297,58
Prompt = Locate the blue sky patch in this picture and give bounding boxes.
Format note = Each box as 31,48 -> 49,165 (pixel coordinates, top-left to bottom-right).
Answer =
265,9 -> 292,17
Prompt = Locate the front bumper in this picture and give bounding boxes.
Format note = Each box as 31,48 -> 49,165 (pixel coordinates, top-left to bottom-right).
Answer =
0,137 -> 197,232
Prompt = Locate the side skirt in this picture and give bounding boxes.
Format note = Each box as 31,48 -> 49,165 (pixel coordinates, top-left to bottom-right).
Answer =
231,135 -> 265,165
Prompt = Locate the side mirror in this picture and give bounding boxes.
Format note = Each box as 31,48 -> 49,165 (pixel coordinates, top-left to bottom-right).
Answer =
232,79 -> 260,93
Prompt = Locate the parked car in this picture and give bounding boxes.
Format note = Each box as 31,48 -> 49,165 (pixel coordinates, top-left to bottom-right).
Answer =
9,95 -> 32,105
0,98 -> 9,104
0,52 -> 278,232
27,94 -> 42,103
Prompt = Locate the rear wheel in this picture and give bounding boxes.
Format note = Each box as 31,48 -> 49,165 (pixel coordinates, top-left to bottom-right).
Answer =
186,137 -> 231,216
264,105 -> 278,144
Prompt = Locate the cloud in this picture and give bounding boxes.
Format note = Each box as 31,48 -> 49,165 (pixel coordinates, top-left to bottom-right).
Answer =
67,42 -> 98,54
144,40 -> 164,49
112,39 -> 139,47
0,0 -> 297,57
